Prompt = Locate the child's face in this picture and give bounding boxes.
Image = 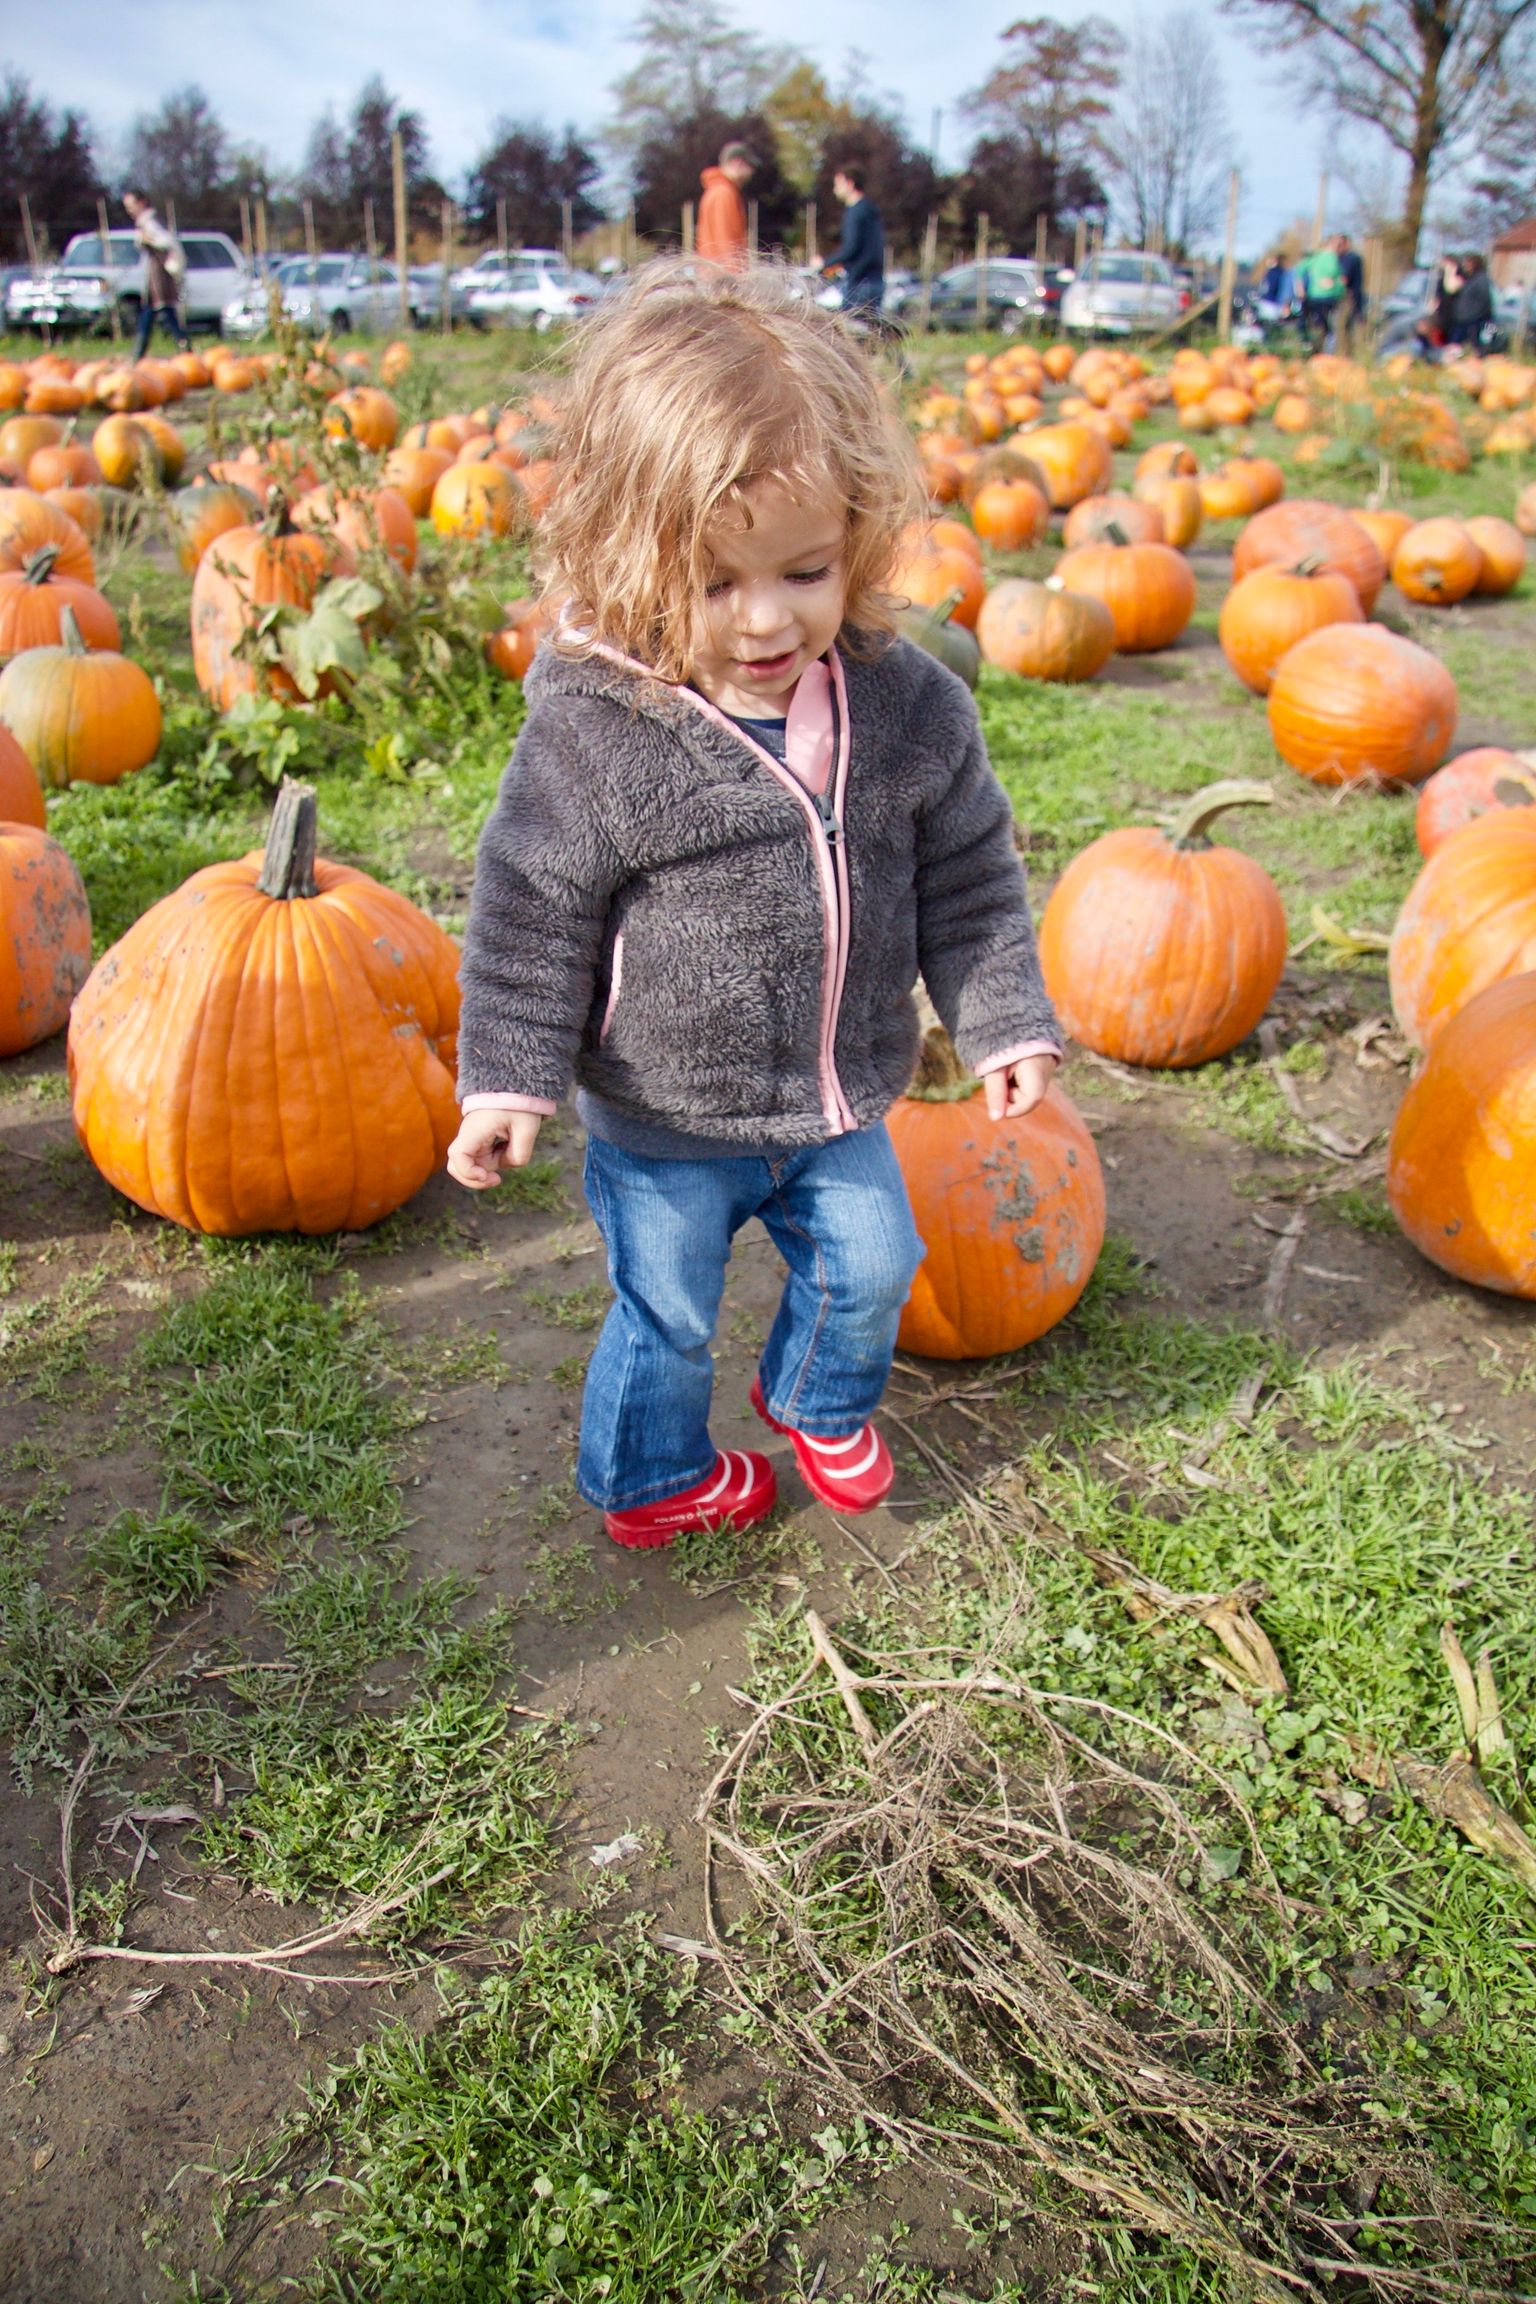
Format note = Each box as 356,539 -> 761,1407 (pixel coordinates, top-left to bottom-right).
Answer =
691,478 -> 847,717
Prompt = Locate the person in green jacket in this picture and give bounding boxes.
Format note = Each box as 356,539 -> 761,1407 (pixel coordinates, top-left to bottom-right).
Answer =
1296,241 -> 1344,353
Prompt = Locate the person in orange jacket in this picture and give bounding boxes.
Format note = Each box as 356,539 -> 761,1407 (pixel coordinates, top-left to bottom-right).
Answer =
697,142 -> 756,270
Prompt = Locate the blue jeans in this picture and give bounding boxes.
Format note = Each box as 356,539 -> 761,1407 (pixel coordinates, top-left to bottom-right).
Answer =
134,302 -> 187,359
577,1127 -> 923,1510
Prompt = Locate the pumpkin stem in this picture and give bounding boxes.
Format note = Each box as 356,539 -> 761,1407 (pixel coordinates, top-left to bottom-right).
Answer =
59,605 -> 86,656
906,1019 -> 982,1103
22,542 -> 61,586
1103,518 -> 1130,546
1291,553 -> 1327,576
1166,778 -> 1275,851
257,778 -> 319,900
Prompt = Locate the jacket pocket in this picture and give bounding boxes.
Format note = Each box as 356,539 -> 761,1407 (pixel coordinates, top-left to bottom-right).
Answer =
598,929 -> 624,1045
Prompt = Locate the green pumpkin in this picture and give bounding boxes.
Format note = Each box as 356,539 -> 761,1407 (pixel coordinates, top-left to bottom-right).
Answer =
899,594 -> 980,690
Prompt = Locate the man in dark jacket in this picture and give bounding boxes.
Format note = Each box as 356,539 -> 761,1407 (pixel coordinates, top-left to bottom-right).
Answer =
1450,253 -> 1494,346
823,165 -> 884,315
1334,234 -> 1365,351
124,192 -> 189,358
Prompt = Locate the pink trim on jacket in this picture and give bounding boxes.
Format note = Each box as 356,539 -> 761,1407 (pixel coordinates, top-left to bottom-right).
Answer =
461,1091 -> 558,1117
976,1037 -> 1062,1074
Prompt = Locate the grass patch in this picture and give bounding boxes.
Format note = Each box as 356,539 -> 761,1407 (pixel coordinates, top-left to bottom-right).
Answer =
259,1560 -> 472,1678
479,1156 -> 569,1216
526,1280 -> 610,1331
87,1505 -> 224,1616
0,1268 -> 113,1400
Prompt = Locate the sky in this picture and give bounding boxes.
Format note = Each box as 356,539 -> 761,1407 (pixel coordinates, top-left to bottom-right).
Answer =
4,0 -> 1347,255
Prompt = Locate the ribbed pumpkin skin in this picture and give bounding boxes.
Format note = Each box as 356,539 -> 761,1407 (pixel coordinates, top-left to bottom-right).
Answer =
0,722 -> 46,827
1267,625 -> 1456,787
1463,515 -> 1526,596
430,460 -> 519,537
0,491 -> 95,583
1414,747 -> 1534,856
168,482 -> 262,574
1232,499 -> 1386,609
1387,973 -> 1536,1298
294,483 -> 418,572
1055,540 -> 1195,652
190,526 -> 348,711
68,852 -> 461,1235
977,579 -> 1116,681
1391,518 -> 1482,605
0,641 -> 162,788
1389,810 -> 1536,1047
1218,563 -> 1363,694
1062,492 -> 1164,548
0,567 -> 120,662
887,1084 -> 1106,1358
1039,828 -> 1286,1066
1018,421 -> 1113,509
1133,472 -> 1202,547
0,821 -> 92,1055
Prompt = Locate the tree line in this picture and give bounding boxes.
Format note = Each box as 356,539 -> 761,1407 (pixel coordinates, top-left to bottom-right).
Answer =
4,0 -> 1535,273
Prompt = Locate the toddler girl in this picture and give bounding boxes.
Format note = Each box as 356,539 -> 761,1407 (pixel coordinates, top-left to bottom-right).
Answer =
448,265 -> 1060,1547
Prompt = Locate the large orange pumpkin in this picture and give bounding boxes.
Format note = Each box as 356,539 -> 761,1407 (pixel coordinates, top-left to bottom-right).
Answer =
0,491 -> 95,583
1391,518 -> 1482,605
888,1029 -> 1105,1358
1462,515 -> 1526,596
323,387 -> 400,452
1414,747 -> 1536,857
381,445 -> 453,516
0,607 -> 161,788
0,548 -> 120,663
485,599 -> 546,681
1217,560 -> 1364,695
430,460 -> 520,538
1353,509 -> 1413,566
92,413 -> 159,489
1135,440 -> 1198,483
1232,499 -> 1386,610
1389,810 -> 1536,1047
167,481 -> 264,574
977,578 -> 1116,681
1062,493 -> 1164,548
1386,973 -> 1536,1298
0,820 -> 92,1056
1018,421 -> 1113,509
1038,781 -> 1286,1068
27,444 -> 102,493
970,479 -> 1050,552
0,415 -> 64,467
894,544 -> 986,630
190,517 -> 353,712
0,722 -> 46,829
1054,539 -> 1195,653
67,781 -> 461,1236
1133,472 -> 1203,549
1267,624 -> 1456,787
293,483 -> 417,573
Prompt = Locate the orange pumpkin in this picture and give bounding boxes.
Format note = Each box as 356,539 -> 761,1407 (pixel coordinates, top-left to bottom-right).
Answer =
381,445 -> 453,516
1386,973 -> 1536,1298
900,517 -> 982,569
1232,499 -> 1385,610
402,416 -> 474,454
324,386 -> 400,453
43,486 -> 111,542
1062,493 -> 1164,548
0,606 -> 161,788
430,460 -> 521,539
1353,509 -> 1413,566
485,599 -> 546,680
1414,747 -> 1536,857
0,820 -> 92,1056
68,781 -> 462,1236
1391,518 -> 1483,605
1515,482 -> 1536,539
894,545 -> 986,630
0,721 -> 46,828
0,415 -> 64,467
191,518 -> 353,712
91,413 -> 159,489
1038,781 -> 1286,1067
1389,810 -> 1536,1047
1133,472 -> 1203,549
969,479 -> 1050,552
887,1029 -> 1105,1358
167,481 -> 264,574
0,548 -> 120,663
1217,560 -> 1364,695
958,444 -> 1050,510
976,578 -> 1116,682
1267,623 -> 1456,788
1135,440 -> 1198,483
1462,515 -> 1526,596
27,444 -> 102,493
0,491 -> 94,583
1018,421 -> 1113,509
1055,539 -> 1195,653
294,483 -> 418,573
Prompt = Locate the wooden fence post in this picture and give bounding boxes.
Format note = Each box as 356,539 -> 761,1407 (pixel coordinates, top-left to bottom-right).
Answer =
917,210 -> 938,333
303,197 -> 319,267
747,198 -> 759,263
1217,169 -> 1240,341
1073,215 -> 1087,277
1034,212 -> 1047,269
975,212 -> 990,329
239,195 -> 252,266
255,197 -> 268,263
497,196 -> 508,264
20,195 -> 40,272
1313,173 -> 1328,249
98,195 -> 122,338
804,201 -> 817,268
682,200 -> 695,255
441,199 -> 454,331
392,130 -> 409,328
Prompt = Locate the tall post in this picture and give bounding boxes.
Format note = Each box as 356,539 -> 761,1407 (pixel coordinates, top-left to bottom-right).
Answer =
1034,211 -> 1047,269
497,195 -> 508,264
1313,172 -> 1328,248
1363,233 -> 1384,348
917,210 -> 938,333
930,107 -> 942,171
975,212 -> 990,329
392,129 -> 409,328
166,197 -> 177,239
804,201 -> 817,268
441,198 -> 453,331
364,195 -> 378,267
1217,168 -> 1240,342
747,198 -> 759,263
239,194 -> 252,265
626,200 -> 637,269
98,195 -> 122,339
561,197 -> 573,271
255,197 -> 269,263
681,200 -> 695,256
1073,215 -> 1087,277
1515,261 -> 1535,357
303,197 -> 319,267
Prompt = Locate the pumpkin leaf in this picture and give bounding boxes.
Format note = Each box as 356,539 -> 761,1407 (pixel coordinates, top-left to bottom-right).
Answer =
286,603 -> 371,700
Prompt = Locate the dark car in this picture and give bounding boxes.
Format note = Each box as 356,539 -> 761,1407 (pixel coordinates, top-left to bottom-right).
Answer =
900,259 -> 1047,334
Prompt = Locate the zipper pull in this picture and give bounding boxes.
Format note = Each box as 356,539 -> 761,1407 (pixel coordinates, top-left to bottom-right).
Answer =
813,791 -> 841,846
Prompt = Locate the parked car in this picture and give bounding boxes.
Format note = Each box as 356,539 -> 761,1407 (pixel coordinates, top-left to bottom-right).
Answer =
1060,250 -> 1187,335
895,259 -> 1047,333
450,246 -> 562,293
223,254 -> 428,339
6,227 -> 248,335
406,264 -> 485,329
804,264 -> 916,318
467,261 -> 604,331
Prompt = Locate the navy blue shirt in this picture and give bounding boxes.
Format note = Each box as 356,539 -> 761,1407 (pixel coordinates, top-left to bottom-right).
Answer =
832,197 -> 884,305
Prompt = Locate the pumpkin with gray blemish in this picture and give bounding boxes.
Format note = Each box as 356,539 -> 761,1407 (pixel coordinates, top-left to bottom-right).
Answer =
0,820 -> 92,1056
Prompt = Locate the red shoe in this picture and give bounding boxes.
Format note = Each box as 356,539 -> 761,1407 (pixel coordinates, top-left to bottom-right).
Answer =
603,1450 -> 777,1550
750,1377 -> 894,1514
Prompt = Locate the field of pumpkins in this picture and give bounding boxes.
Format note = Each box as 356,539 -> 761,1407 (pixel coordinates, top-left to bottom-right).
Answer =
5,302 -> 1536,2299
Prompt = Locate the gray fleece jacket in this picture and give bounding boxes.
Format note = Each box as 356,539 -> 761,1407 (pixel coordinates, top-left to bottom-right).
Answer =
456,636 -> 1058,1148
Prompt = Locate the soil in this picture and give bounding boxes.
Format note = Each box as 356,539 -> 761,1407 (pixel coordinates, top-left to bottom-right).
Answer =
4,957 -> 1533,2303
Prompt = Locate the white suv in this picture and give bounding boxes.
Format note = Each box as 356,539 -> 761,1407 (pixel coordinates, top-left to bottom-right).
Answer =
1060,250 -> 1188,336
6,228 -> 250,336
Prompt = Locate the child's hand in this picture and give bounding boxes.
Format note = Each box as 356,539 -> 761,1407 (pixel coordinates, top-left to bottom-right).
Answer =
982,1054 -> 1056,1122
446,1108 -> 543,1189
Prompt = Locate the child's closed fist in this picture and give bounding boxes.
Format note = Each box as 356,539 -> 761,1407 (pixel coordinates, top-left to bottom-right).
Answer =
447,1108 -> 544,1189
982,1054 -> 1056,1122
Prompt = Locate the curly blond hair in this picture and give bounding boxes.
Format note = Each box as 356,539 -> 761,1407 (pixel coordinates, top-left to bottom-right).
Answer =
539,263 -> 922,681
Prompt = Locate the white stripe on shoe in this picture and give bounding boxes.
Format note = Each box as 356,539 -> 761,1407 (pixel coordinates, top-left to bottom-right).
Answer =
699,1455 -> 734,1505
810,1429 -> 883,1483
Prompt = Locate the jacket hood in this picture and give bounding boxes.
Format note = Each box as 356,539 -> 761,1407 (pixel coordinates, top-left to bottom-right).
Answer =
700,166 -> 732,192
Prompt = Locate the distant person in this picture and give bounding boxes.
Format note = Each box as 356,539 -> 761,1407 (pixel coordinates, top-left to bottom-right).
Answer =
1334,233 -> 1365,351
1258,253 -> 1295,312
1416,256 -> 1462,358
123,191 -> 189,359
823,163 -> 885,316
696,142 -> 755,272
1450,251 -> 1493,347
1296,237 -> 1343,352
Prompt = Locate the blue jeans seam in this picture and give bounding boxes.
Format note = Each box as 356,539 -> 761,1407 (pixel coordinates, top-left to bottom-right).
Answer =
771,1200 -> 832,1426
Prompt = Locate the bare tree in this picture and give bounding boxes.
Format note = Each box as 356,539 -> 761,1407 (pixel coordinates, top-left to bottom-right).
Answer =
1222,0 -> 1536,263
965,15 -> 1125,183
607,0 -> 798,166
1103,13 -> 1231,256
122,86 -> 230,222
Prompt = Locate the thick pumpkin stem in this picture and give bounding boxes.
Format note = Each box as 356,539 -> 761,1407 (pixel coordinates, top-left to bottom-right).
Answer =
906,1019 -> 982,1103
1167,778 -> 1275,851
23,543 -> 61,586
1103,518 -> 1130,546
257,778 -> 319,900
58,605 -> 86,657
